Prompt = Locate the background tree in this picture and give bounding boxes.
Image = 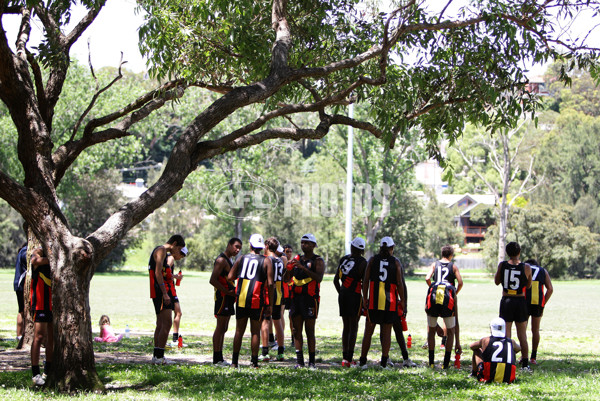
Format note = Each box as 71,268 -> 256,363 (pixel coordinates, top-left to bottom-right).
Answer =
448,122 -> 543,264
421,193 -> 464,258
1,0 -> 598,391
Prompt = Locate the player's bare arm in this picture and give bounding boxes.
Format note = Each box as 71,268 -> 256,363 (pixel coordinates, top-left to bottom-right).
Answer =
265,257 -> 274,314
494,263 -> 502,285
524,263 -> 532,289
545,270 -> 554,303
226,258 -> 241,282
425,262 -> 435,286
395,259 -> 407,313
31,248 -> 49,269
362,259 -> 373,309
153,246 -> 170,305
210,257 -> 235,296
454,264 -> 464,294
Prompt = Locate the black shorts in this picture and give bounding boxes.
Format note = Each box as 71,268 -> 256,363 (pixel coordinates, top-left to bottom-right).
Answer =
499,296 -> 528,323
16,290 -> 24,313
152,295 -> 176,315
290,295 -> 319,320
284,297 -> 292,310
34,310 -> 52,323
367,309 -> 397,325
426,303 -> 455,318
236,306 -> 265,321
271,303 -> 283,320
338,291 -> 362,318
528,304 -> 544,318
214,293 -> 235,317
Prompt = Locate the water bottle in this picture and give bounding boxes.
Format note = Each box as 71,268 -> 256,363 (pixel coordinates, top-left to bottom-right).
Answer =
125,324 -> 130,338
401,316 -> 408,331
454,352 -> 461,369
407,334 -> 412,348
176,270 -> 182,286
178,335 -> 183,349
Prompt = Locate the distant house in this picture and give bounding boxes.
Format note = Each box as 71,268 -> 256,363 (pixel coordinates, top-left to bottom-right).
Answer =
437,193 -> 496,245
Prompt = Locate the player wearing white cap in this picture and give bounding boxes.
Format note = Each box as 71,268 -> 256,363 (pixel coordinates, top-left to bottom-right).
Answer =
358,236 -> 405,369
227,234 -> 274,368
470,317 -> 521,383
334,237 -> 367,367
283,233 -> 324,368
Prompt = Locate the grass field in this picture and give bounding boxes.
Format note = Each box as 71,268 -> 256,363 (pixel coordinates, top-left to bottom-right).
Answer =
0,269 -> 599,400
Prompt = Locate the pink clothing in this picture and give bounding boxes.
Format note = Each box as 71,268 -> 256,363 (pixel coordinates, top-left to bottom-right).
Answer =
94,324 -> 124,343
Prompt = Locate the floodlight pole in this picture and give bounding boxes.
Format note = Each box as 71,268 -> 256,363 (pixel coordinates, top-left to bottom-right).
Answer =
344,103 -> 354,255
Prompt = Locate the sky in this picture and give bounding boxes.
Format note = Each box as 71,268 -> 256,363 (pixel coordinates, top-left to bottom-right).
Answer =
3,1 -> 598,76
4,0 -> 147,73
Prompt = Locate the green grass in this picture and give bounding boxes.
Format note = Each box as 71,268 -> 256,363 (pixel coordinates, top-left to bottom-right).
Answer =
1,270 -> 599,399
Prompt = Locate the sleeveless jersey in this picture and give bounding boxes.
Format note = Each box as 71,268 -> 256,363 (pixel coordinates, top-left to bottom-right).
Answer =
337,254 -> 366,295
432,260 -> 457,287
148,246 -> 174,298
214,252 -> 235,300
526,264 -> 547,306
481,336 -> 517,383
367,254 -> 398,312
425,282 -> 456,316
271,256 -> 285,306
499,261 -> 527,295
31,260 -> 52,312
292,254 -> 322,298
236,253 -> 268,309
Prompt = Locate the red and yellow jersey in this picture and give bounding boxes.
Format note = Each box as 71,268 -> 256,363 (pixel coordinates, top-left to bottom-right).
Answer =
481,336 -> 517,383
31,261 -> 52,312
214,252 -> 235,300
292,255 -> 322,298
367,254 -> 398,312
148,246 -> 175,298
337,254 -> 366,295
236,254 -> 268,309
271,256 -> 284,306
499,261 -> 528,295
425,282 -> 456,315
526,264 -> 547,306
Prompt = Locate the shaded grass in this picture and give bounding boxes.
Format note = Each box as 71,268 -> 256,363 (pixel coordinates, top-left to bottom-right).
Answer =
1,271 -> 600,399
0,333 -> 599,400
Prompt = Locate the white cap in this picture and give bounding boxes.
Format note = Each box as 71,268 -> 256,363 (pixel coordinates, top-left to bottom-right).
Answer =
180,246 -> 189,256
380,236 -> 395,247
490,317 -> 506,337
350,237 -> 366,250
249,233 -> 265,249
301,233 -> 317,246
277,244 -> 284,254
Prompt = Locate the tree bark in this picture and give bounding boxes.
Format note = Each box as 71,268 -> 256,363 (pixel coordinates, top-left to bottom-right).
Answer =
49,234 -> 103,392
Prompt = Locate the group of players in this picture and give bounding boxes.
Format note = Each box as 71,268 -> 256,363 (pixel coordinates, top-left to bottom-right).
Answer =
22,230 -> 553,386
147,232 -> 553,384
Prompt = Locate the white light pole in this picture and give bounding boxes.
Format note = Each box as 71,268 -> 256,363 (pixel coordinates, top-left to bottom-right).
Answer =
344,103 -> 354,254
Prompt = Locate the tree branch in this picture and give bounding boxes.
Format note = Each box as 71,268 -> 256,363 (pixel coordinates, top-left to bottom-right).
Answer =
70,53 -> 125,142
15,6 -> 31,60
53,86 -> 185,184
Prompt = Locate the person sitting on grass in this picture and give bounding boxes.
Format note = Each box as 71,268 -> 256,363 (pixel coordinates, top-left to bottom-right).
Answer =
94,315 -> 124,343
470,317 -> 521,384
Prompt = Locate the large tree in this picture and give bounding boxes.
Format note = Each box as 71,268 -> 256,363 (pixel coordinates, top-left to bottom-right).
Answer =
1,0 -> 598,392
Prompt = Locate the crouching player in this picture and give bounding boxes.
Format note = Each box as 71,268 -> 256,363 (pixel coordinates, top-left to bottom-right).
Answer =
470,317 -> 521,383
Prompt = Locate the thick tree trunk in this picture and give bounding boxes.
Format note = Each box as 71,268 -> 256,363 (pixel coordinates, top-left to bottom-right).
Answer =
49,236 -> 103,392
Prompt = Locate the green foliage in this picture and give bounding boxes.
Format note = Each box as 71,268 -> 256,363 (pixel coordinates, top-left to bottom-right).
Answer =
469,204 -> 496,227
58,169 -> 144,272
482,203 -> 600,278
0,200 -> 25,268
545,63 -> 600,116
421,195 -> 464,258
